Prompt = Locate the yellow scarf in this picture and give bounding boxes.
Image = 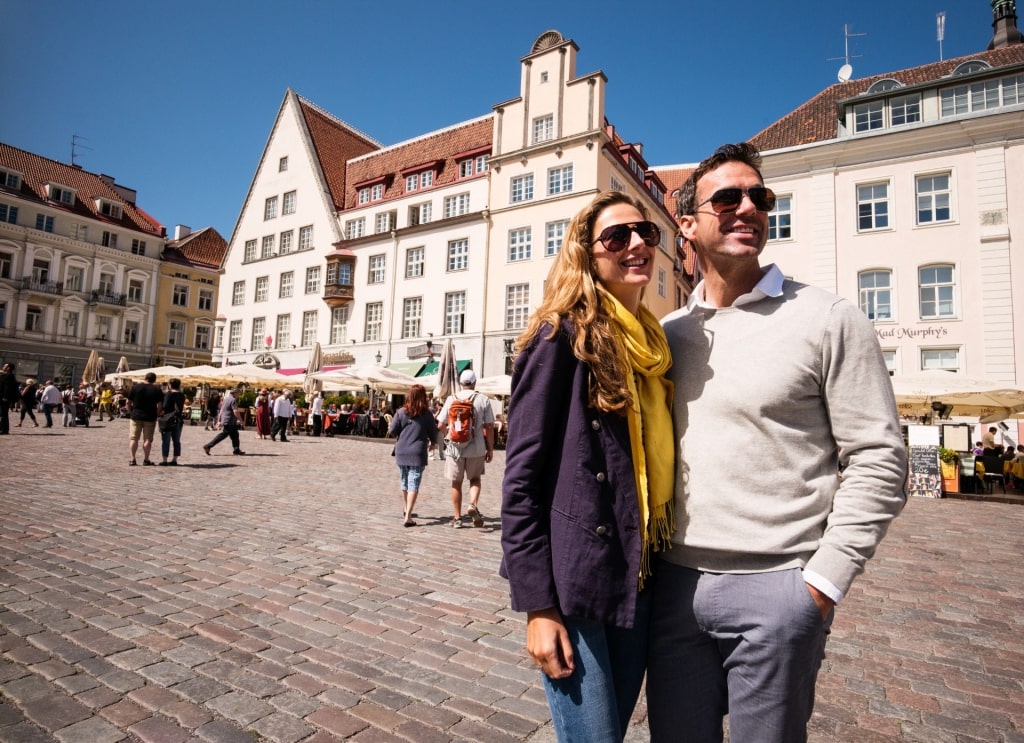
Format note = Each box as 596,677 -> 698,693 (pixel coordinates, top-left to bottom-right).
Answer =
601,289 -> 676,588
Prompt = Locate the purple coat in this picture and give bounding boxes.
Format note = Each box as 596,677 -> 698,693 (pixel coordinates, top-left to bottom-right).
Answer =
500,321 -> 644,628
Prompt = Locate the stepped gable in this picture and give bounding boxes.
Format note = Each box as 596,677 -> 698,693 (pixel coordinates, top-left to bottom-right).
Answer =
0,141 -> 165,237
164,226 -> 227,269
296,97 -> 380,210
343,116 -> 494,210
750,44 -> 1024,151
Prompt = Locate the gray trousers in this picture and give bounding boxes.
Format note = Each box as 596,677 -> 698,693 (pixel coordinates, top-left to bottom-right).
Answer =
647,562 -> 832,743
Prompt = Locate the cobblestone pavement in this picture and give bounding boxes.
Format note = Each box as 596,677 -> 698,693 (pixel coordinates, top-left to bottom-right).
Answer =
1,421 -> 1022,742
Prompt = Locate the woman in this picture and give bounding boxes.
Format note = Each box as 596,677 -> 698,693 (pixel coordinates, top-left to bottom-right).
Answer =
255,389 -> 272,439
387,384 -> 439,527
17,378 -> 39,427
500,191 -> 675,742
159,378 -> 186,465
204,392 -> 221,431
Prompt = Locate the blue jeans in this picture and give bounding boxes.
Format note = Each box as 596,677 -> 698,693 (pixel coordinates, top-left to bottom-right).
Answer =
161,422 -> 182,459
42,403 -> 56,427
543,589 -> 651,743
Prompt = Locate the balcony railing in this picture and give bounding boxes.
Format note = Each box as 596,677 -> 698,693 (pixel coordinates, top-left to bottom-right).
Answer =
323,282 -> 354,307
89,290 -> 128,307
19,278 -> 63,296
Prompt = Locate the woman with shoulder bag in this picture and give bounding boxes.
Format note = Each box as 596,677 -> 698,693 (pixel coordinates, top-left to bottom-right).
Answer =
159,378 -> 185,466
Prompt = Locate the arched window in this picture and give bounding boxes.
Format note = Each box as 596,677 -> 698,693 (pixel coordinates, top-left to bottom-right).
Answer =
859,270 -> 893,321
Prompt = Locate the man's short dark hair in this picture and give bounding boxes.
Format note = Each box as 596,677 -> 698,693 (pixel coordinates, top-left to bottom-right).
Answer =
145,372 -> 157,383
676,142 -> 765,218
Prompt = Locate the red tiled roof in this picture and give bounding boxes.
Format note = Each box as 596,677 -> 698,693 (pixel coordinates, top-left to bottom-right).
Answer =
0,142 -> 165,237
296,95 -> 380,210
164,226 -> 228,270
342,116 -> 494,210
750,44 -> 1024,152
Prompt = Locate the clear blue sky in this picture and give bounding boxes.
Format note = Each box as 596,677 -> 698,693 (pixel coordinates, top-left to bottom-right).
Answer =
1,0 -> 991,239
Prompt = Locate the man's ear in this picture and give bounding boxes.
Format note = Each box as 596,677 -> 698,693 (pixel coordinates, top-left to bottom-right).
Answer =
677,214 -> 696,242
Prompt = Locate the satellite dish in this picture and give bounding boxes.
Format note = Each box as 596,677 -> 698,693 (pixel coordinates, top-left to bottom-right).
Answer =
838,63 -> 853,83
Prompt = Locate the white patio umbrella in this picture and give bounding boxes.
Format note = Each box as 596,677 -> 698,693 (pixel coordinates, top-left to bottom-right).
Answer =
303,342 -> 323,397
890,370 -> 1024,422
474,374 -> 513,398
432,338 -> 460,401
312,365 -> 419,395
203,363 -> 301,389
104,365 -> 186,385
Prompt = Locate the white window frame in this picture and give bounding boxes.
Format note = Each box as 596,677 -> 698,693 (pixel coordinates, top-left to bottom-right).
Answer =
406,246 -> 425,278
859,270 -> 894,322
298,225 -> 313,250
244,240 -> 257,262
505,283 -> 530,330
768,194 -> 793,241
444,193 -> 470,217
305,266 -> 321,294
368,255 -> 385,284
402,297 -> 422,339
532,115 -> 554,144
857,181 -> 891,232
280,230 -> 293,254
283,190 -> 296,215
448,239 -> 468,272
275,314 -> 291,349
302,310 -> 318,346
545,220 -> 568,257
232,281 -> 245,306
445,291 -> 466,335
251,317 -> 266,352
195,325 -> 211,350
261,234 -> 275,259
264,196 -> 278,220
330,306 -> 349,345
365,302 -> 383,342
172,283 -> 189,307
168,320 -> 185,347
916,173 -> 953,226
279,271 -> 294,298
345,218 -> 365,239
547,165 -> 574,195
918,264 -> 956,320
255,276 -> 269,302
508,227 -> 532,262
511,174 -> 534,203
921,348 -> 960,372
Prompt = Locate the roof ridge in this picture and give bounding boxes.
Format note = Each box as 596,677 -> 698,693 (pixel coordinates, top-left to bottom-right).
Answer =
348,113 -> 495,163
295,94 -> 383,149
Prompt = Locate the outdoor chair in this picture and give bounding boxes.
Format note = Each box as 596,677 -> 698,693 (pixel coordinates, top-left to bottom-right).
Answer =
979,455 -> 1007,494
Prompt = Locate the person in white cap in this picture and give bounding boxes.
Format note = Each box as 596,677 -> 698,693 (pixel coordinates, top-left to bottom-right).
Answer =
438,368 -> 495,528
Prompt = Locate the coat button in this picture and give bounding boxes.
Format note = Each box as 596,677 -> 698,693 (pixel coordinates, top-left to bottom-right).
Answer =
591,419 -> 601,430
595,472 -> 606,482
596,525 -> 609,536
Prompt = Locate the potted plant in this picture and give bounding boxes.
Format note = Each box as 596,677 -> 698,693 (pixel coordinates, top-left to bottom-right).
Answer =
236,389 -> 257,428
938,446 -> 960,493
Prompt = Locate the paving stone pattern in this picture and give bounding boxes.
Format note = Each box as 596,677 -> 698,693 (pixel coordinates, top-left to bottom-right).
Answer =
1,422 -> 1022,741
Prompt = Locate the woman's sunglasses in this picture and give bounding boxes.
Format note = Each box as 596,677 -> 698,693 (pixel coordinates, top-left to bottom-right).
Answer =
594,221 -> 661,253
697,186 -> 777,214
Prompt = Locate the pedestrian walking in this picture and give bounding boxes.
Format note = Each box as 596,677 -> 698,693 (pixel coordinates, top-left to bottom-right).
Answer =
388,384 -> 439,527
271,389 -> 294,442
0,363 -> 19,434
158,378 -> 185,466
16,378 -> 40,428
203,386 -> 245,456
39,380 -> 62,428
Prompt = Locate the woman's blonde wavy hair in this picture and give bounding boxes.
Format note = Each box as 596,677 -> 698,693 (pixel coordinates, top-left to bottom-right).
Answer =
515,190 -> 651,414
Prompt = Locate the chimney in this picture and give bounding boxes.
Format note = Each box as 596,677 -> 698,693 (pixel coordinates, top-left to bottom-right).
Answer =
174,225 -> 192,240
989,0 -> 1023,49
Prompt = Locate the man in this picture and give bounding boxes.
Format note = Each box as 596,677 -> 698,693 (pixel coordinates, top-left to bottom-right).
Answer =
310,391 -> 324,437
271,389 -> 294,442
126,372 -> 163,465
982,426 -> 998,454
203,385 -> 245,456
0,363 -> 19,434
439,369 -> 495,528
39,379 -> 63,428
649,143 -> 908,742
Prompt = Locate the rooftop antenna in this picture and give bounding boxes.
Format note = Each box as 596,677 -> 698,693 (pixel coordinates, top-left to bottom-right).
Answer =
827,23 -> 866,82
70,134 -> 92,167
937,11 -> 946,61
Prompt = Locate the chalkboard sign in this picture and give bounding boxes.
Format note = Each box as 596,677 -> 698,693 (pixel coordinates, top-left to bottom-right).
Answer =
908,444 -> 941,498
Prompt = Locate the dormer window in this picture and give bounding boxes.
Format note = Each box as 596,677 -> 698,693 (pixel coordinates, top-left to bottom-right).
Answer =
0,168 -> 21,190
48,184 -> 75,205
866,79 -> 903,94
358,187 -> 370,205
96,199 -> 122,220
951,60 -> 991,77
371,184 -> 384,201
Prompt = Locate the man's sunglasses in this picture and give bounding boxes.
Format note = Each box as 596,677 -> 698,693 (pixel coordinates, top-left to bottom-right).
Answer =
594,221 -> 661,253
696,186 -> 777,214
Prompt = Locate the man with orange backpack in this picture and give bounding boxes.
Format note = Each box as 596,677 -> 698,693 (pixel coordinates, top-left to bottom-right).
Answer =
439,369 -> 495,528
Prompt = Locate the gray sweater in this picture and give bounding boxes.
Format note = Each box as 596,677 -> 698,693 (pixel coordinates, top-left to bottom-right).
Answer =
661,278 -> 907,596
